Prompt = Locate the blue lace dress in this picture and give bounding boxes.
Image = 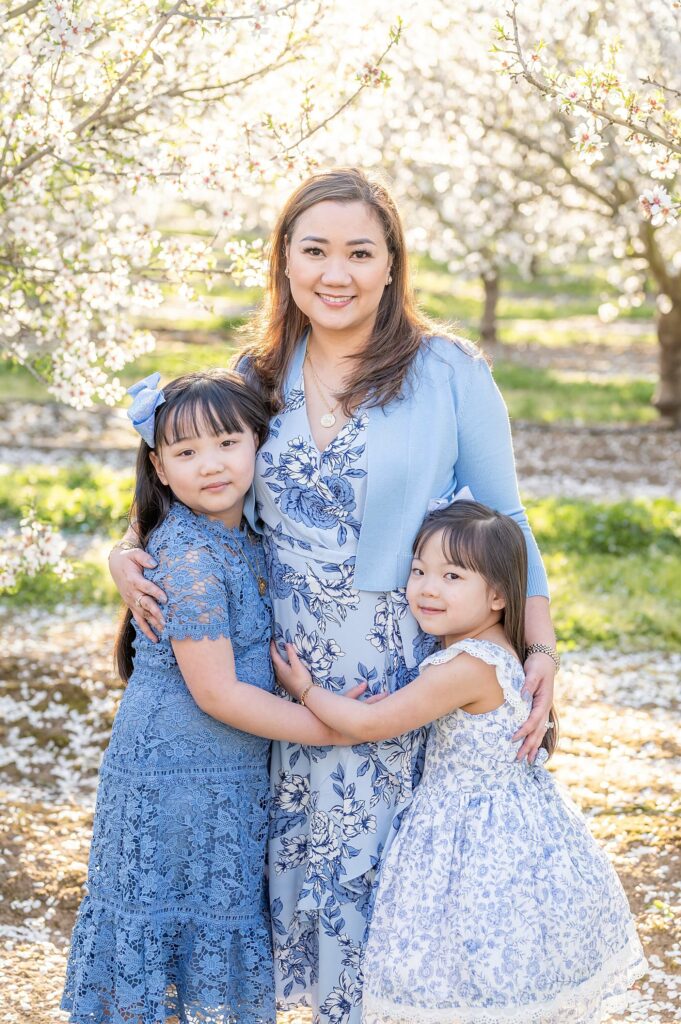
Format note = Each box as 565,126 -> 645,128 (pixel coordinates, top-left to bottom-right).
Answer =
362,638 -> 647,1024
255,376 -> 435,1024
61,502 -> 276,1024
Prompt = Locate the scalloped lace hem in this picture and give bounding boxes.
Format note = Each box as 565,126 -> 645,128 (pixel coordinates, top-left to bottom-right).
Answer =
362,935 -> 647,1024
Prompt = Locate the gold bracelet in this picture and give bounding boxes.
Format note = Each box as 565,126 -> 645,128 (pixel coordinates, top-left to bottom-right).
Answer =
108,539 -> 142,560
300,683 -> 315,706
526,643 -> 560,672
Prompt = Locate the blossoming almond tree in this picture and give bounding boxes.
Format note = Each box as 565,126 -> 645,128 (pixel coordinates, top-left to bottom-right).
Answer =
0,0 -> 398,587
495,0 -> 681,422
326,0 -> 680,420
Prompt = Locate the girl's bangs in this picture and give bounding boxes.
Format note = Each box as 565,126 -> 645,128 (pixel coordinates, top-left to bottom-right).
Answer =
159,387 -> 247,447
414,518 -> 486,574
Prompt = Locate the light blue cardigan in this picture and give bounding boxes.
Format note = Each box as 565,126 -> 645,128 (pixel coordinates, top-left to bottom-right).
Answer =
244,335 -> 549,598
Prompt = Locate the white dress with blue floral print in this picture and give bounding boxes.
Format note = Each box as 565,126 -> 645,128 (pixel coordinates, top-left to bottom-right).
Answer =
255,376 -> 435,1024
361,638 -> 647,1024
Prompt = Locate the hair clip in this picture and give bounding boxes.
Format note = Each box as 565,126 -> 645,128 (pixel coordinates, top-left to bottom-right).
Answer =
426,485 -> 475,513
127,372 -> 165,447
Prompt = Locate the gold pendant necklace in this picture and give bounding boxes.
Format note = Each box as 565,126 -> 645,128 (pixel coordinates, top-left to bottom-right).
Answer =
225,530 -> 267,596
305,351 -> 340,428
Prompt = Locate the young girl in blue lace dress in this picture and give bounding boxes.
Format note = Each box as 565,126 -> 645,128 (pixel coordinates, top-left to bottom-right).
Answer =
62,370 -> 356,1024
273,500 -> 647,1024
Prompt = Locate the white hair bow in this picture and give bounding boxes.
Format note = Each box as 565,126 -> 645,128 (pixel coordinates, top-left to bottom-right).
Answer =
427,485 -> 475,513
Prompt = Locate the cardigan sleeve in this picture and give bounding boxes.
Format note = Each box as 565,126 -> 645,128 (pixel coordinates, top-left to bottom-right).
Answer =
453,355 -> 550,599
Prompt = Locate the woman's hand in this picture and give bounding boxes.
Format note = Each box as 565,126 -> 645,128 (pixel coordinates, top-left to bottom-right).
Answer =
512,652 -> 556,762
109,546 -> 166,643
270,641 -> 312,700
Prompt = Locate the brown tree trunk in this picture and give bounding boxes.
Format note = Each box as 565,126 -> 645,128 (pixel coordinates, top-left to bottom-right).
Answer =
480,272 -> 499,346
654,295 -> 681,426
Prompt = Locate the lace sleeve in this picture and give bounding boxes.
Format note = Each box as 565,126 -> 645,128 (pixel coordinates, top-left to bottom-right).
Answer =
148,533 -> 231,643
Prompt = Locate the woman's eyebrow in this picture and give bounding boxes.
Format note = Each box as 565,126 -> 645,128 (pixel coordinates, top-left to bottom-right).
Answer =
299,235 -> 377,245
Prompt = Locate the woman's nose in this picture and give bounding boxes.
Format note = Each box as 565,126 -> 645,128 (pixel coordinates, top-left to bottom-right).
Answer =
320,260 -> 352,286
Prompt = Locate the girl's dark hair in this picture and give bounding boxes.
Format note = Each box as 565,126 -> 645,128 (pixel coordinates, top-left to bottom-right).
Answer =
413,499 -> 558,757
114,369 -> 270,682
239,167 -> 452,414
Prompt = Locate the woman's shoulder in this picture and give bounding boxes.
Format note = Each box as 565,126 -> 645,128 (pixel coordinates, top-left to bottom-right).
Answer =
413,334 -> 490,397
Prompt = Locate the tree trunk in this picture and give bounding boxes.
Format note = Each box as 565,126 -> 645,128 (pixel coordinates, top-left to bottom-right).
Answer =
480,272 -> 499,347
653,293 -> 681,426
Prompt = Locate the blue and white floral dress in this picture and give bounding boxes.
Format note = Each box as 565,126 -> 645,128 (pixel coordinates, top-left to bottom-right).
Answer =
361,638 -> 647,1024
256,376 -> 434,1024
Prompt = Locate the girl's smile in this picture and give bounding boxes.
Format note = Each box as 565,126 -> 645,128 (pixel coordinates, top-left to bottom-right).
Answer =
407,530 -> 505,645
150,422 -> 258,528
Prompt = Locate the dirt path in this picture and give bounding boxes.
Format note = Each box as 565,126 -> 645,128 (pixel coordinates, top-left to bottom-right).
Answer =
2,398 -> 680,501
0,609 -> 679,1022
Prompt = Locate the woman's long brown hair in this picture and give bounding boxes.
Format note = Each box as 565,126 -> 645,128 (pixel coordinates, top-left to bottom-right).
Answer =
414,500 -> 559,758
239,167 -> 447,413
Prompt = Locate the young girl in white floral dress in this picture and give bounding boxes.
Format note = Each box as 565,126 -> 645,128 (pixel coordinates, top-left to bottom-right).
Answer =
273,500 -> 647,1024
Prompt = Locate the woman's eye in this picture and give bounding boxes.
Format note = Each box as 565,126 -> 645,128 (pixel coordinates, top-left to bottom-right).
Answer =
352,249 -> 371,259
302,246 -> 323,256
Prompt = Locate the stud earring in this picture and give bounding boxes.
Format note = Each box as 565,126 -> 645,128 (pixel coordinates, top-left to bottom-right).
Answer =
284,267 -> 290,277
387,274 -> 392,284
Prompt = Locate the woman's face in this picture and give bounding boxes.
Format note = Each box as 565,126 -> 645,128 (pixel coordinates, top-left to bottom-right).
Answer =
286,200 -> 392,343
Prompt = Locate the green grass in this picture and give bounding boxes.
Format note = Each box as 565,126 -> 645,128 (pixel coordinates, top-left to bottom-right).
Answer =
493,361 -> 657,424
0,465 -> 134,534
4,479 -> 680,650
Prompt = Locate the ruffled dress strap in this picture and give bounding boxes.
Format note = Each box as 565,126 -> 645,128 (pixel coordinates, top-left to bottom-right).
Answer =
419,638 -> 528,727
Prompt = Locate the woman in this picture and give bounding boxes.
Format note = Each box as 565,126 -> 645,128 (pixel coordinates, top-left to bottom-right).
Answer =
110,168 -> 557,1024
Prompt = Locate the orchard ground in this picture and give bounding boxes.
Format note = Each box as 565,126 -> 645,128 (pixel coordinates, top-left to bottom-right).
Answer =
1,269 -> 680,1022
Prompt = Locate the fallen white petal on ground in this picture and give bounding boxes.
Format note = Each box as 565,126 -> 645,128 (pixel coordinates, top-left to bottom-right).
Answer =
0,610 -> 678,1022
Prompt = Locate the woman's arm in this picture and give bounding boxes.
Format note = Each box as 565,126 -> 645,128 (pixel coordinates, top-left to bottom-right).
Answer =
453,355 -> 557,761
271,642 -> 500,743
513,596 -> 557,760
109,526 -> 166,641
172,635 -> 362,745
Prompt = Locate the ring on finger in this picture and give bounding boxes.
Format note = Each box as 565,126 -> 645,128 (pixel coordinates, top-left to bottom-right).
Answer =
544,720 -> 554,730
135,595 -> 144,609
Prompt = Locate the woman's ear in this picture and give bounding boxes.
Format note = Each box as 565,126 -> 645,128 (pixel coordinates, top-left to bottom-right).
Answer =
149,451 -> 169,486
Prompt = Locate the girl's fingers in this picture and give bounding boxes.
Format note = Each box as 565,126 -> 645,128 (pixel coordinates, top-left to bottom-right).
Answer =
343,682 -> 368,701
365,692 -> 388,704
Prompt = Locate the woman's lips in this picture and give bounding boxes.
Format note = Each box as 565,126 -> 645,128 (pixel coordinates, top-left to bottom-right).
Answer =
316,293 -> 354,307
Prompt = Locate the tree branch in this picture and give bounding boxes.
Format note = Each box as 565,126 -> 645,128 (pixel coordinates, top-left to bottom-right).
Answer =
508,1 -> 681,156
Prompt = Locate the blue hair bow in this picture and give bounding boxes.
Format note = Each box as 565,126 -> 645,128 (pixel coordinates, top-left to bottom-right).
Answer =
427,485 -> 475,513
127,372 -> 165,447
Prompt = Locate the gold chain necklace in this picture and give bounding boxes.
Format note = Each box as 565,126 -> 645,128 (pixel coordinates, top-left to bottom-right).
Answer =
305,351 -> 341,428
224,529 -> 267,597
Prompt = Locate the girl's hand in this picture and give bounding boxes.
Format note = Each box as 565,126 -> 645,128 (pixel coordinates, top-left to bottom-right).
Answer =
109,545 -> 166,643
270,641 -> 313,700
513,653 -> 556,762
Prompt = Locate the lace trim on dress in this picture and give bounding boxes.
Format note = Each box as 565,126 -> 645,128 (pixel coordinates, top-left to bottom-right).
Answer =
362,929 -> 647,1024
419,639 -> 528,726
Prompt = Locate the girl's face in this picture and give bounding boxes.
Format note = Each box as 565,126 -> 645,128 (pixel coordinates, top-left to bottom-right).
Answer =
150,417 -> 258,528
407,530 -> 505,645
286,200 -> 392,344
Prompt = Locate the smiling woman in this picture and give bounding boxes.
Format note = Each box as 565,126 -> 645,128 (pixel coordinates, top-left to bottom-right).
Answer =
110,168 -> 558,1024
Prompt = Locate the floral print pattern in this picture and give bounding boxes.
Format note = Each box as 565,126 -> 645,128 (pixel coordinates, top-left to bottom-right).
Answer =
256,382 -> 435,1024
362,639 -> 647,1024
